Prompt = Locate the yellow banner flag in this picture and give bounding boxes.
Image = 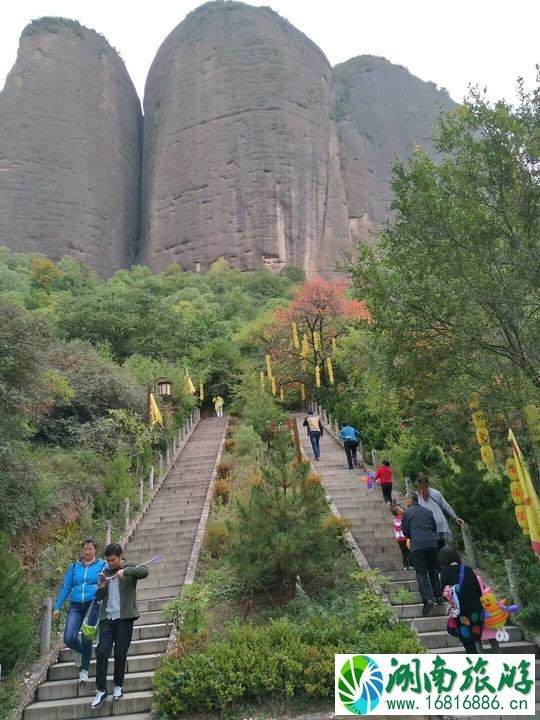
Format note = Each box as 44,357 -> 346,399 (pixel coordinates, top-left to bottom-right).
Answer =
301,335 -> 309,371
266,354 -> 273,379
508,428 -> 540,559
300,383 -> 306,400
326,357 -> 335,385
271,376 -> 277,396
315,365 -> 321,388
291,322 -> 300,350
260,371 -> 265,389
149,393 -> 163,429
184,370 -> 196,395
199,383 -> 204,401
313,331 -> 321,351
280,387 -> 284,402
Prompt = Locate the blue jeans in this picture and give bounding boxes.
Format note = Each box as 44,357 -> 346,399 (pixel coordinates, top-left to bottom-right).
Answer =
64,601 -> 100,670
309,431 -> 321,459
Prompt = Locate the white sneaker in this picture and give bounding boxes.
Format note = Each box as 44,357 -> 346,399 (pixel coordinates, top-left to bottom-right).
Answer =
90,690 -> 108,709
78,669 -> 89,683
113,686 -> 124,700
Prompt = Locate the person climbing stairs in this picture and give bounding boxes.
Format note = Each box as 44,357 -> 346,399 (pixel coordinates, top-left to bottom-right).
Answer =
22,417 -> 226,720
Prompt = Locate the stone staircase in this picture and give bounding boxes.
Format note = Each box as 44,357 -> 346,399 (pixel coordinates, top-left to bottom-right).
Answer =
297,423 -> 539,717
22,416 -> 225,720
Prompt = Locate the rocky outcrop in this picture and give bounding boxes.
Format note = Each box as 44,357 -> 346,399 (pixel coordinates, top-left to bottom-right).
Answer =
333,55 -> 457,244
139,1 -> 349,275
0,18 -> 142,276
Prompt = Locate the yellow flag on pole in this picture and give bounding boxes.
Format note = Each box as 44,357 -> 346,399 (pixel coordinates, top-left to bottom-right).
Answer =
315,365 -> 321,388
291,322 -> 300,349
199,383 -> 204,401
260,371 -> 265,389
149,393 -> 163,429
271,376 -> 277,396
326,357 -> 335,385
184,370 -> 196,395
266,354 -> 273,379
508,428 -> 540,559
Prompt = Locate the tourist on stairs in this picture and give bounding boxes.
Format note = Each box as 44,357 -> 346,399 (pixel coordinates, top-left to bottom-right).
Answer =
338,422 -> 361,469
439,546 -> 484,653
52,538 -> 106,684
303,409 -> 323,461
402,492 -> 442,616
375,459 -> 394,508
90,543 -> 149,710
416,473 -> 464,550
391,506 -> 413,570
213,395 -> 225,418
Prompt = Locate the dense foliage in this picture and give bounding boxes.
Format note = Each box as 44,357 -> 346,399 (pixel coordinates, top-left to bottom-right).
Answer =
0,250 -> 295,688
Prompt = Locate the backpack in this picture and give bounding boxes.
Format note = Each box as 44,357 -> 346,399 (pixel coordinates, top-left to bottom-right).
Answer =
445,564 -> 466,638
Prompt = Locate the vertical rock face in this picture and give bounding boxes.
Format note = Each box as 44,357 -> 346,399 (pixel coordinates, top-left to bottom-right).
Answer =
333,55 -> 456,244
0,18 -> 142,276
139,1 -> 349,275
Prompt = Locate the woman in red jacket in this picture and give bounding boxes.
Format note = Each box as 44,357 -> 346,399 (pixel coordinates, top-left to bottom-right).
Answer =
375,460 -> 393,508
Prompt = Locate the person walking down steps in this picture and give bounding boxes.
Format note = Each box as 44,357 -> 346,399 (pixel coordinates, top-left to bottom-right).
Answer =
338,422 -> 362,469
90,543 -> 149,710
213,395 -> 224,418
303,409 -> 323,461
402,492 -> 443,616
52,538 -> 106,683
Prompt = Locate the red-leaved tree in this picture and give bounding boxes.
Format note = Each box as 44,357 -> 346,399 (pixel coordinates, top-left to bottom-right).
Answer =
263,278 -> 369,393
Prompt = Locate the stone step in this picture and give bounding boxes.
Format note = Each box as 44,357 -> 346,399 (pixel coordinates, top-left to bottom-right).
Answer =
394,602 -> 448,619
384,579 -> 419,593
135,611 -> 164,626
60,638 -> 168,664
24,690 -> 152,720
48,654 -> 160,682
137,584 -> 182,601
388,590 -> 422,605
411,615 -> 448,633
137,597 -> 176,613
37,671 -> 154,701
137,576 -> 185,590
385,569 -> 418,581
429,640 -> 539,655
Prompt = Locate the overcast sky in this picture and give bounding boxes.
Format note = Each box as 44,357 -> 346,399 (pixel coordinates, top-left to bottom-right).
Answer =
1,0 -> 538,104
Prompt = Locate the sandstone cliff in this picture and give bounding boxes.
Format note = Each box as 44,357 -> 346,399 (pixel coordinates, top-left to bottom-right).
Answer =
139,1 -> 349,275
0,18 -> 142,276
333,55 -> 457,244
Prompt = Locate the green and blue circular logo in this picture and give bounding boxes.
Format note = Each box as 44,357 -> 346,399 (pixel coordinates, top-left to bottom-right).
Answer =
337,655 -> 384,715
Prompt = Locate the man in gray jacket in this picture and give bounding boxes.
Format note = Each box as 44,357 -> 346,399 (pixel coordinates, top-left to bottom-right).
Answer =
402,492 -> 442,616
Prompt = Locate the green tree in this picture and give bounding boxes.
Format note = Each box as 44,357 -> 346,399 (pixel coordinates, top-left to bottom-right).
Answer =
350,78 -> 540,408
227,430 -> 338,593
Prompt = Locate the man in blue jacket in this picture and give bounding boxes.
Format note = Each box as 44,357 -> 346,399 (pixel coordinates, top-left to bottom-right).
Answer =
52,539 -> 106,683
338,422 -> 361,469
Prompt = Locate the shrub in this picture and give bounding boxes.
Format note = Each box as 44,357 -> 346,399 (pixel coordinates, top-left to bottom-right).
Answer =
93,448 -> 136,523
0,535 -> 34,674
216,461 -> 232,480
212,480 -> 231,505
162,583 -> 210,634
224,439 -> 236,452
0,443 -> 39,534
322,514 -> 350,544
203,522 -> 231,559
153,596 -> 422,716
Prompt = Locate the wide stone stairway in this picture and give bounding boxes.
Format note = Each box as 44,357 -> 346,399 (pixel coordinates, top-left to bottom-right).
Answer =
23,416 -> 225,720
297,421 -> 539,716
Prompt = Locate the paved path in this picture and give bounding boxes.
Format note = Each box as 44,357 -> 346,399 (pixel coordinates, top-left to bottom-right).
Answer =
22,417 -> 225,720
297,420 -> 539,719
